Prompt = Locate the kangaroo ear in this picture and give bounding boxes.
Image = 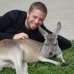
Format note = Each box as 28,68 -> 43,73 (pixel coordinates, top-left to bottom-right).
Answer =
38,26 -> 48,39
53,22 -> 61,38
44,39 -> 48,44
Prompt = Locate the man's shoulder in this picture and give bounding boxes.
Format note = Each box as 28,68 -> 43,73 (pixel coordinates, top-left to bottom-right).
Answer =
8,10 -> 26,19
9,10 -> 26,14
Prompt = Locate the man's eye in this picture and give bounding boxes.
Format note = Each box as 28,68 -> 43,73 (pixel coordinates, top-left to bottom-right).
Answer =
39,19 -> 43,22
33,16 -> 37,19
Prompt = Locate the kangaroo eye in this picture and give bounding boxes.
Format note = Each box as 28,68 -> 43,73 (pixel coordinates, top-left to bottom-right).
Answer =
53,43 -> 57,46
45,43 -> 49,46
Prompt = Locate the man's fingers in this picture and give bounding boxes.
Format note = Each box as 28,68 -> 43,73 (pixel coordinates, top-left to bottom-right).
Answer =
20,36 -> 25,39
20,35 -> 29,39
13,33 -> 29,39
23,34 -> 29,38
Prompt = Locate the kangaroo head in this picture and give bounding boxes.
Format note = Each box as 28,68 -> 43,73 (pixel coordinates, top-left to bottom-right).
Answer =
38,22 -> 61,57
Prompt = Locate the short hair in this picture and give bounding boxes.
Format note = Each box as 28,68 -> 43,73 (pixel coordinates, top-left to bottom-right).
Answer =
29,2 -> 47,15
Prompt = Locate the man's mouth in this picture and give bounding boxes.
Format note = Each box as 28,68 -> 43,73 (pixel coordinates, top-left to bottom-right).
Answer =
32,23 -> 38,28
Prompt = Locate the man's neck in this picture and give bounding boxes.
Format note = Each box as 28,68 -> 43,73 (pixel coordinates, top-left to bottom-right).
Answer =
25,18 -> 31,30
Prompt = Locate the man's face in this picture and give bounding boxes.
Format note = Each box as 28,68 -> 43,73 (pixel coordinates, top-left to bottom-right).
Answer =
26,9 -> 46,30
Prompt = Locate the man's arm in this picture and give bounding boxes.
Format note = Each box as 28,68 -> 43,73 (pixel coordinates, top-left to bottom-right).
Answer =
0,11 -> 15,40
0,10 -> 29,40
0,32 -> 14,40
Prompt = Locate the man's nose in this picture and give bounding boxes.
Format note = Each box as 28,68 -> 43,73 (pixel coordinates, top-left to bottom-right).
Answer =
35,19 -> 39,23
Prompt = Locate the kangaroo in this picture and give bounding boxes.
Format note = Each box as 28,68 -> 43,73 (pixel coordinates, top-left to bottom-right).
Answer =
0,22 -> 67,74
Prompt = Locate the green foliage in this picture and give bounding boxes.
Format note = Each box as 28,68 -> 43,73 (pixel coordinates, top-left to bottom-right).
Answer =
0,40 -> 74,74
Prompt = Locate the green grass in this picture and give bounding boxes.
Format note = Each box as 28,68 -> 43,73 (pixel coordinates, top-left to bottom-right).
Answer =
0,40 -> 74,74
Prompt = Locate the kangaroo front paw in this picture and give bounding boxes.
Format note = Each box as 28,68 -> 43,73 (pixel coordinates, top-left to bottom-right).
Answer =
61,62 -> 69,67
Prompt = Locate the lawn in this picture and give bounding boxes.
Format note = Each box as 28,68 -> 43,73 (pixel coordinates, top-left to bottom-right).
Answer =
0,40 -> 74,74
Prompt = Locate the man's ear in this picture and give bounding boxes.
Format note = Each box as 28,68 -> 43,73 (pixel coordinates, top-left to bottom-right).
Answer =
27,11 -> 30,17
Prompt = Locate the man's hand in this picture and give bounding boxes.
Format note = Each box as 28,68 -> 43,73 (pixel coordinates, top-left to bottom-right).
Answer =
13,32 -> 29,39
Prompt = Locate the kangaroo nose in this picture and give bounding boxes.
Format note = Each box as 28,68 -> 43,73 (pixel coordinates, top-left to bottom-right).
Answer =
49,52 -> 52,55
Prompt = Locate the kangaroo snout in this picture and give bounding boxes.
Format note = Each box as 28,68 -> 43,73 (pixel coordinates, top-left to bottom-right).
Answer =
49,52 -> 53,55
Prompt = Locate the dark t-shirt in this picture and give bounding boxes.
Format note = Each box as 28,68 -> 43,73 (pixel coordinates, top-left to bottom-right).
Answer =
0,10 -> 52,42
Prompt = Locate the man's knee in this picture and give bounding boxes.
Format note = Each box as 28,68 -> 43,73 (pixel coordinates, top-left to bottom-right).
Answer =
57,35 -> 72,49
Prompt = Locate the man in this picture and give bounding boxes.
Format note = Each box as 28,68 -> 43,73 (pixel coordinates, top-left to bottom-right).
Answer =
0,2 -> 71,50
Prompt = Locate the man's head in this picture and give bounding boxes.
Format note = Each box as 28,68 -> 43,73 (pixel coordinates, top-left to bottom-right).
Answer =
29,2 -> 47,15
25,2 -> 47,30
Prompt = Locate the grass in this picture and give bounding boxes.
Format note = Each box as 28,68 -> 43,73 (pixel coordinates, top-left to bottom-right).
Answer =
0,40 -> 74,74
